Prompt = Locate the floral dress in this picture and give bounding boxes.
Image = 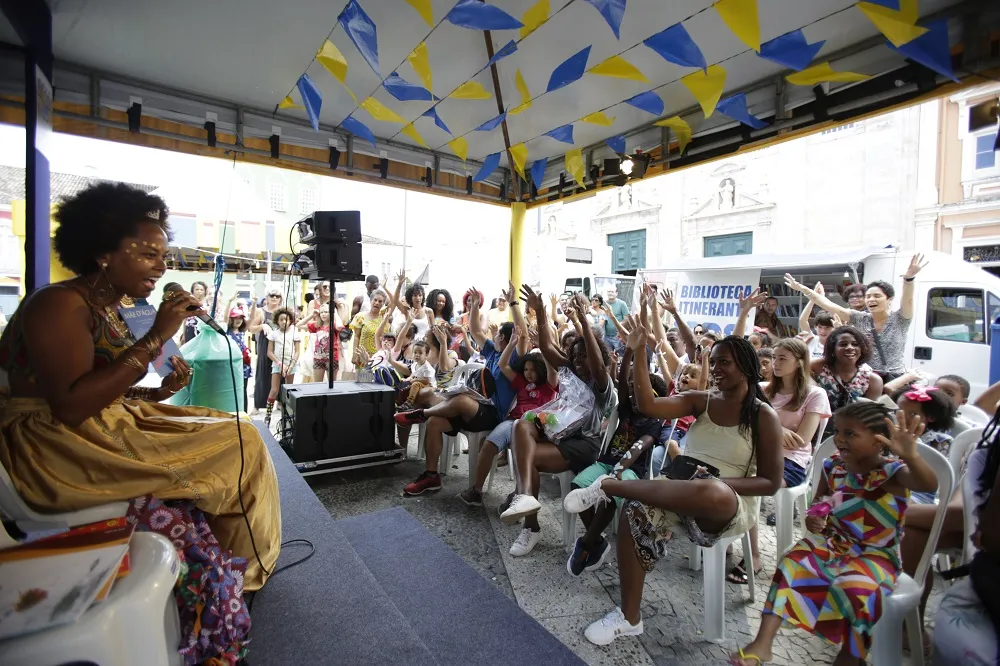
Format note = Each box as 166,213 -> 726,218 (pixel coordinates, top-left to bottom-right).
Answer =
764,455 -> 909,659
815,363 -> 875,437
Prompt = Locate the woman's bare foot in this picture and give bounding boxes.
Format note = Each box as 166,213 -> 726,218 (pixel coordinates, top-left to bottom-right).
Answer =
729,641 -> 772,665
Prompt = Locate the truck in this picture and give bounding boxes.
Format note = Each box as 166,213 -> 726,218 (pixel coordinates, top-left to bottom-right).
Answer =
637,245 -> 1000,399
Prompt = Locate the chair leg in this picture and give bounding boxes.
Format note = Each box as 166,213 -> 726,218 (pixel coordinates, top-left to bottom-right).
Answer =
688,540 -> 702,571
557,473 -> 576,551
741,530 -> 756,603
870,603 -> 906,666
507,450 -> 514,481
415,423 -> 426,461
775,491 -> 795,558
904,607 -> 925,666
702,543 -> 727,643
439,435 -> 453,474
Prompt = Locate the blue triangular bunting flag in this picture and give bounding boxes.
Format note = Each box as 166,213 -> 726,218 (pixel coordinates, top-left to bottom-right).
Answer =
341,115 -> 377,148
624,90 -> 663,116
474,112 -> 506,132
544,124 -> 575,144
530,158 -> 547,187
383,72 -> 435,102
644,23 -> 706,70
891,20 -> 958,82
547,46 -> 591,93
422,108 -> 451,134
716,93 -> 768,129
296,74 -> 323,131
583,0 -> 627,40
866,0 -> 900,9
605,134 -> 625,154
473,152 -> 502,182
339,0 -> 380,75
487,40 -> 518,68
447,0 -> 523,31
759,29 -> 824,71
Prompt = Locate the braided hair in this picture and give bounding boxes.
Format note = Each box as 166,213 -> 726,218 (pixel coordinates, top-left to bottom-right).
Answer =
975,404 -> 1000,512
712,336 -> 769,440
833,401 -> 893,439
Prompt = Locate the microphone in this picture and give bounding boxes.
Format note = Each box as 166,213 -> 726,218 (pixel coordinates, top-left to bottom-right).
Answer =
162,282 -> 225,335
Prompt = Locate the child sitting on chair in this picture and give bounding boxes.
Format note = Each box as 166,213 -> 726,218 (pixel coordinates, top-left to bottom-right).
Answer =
393,340 -> 436,409
565,346 -> 667,577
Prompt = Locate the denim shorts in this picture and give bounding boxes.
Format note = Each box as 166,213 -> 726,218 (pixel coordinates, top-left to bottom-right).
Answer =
485,419 -> 516,452
783,458 -> 807,488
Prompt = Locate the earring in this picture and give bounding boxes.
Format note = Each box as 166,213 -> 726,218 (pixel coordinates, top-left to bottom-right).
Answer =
102,263 -> 108,269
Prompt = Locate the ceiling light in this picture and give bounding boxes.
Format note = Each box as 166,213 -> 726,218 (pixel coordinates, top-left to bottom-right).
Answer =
620,158 -> 634,175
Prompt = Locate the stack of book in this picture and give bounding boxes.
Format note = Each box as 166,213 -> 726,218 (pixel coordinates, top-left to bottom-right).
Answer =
0,517 -> 135,640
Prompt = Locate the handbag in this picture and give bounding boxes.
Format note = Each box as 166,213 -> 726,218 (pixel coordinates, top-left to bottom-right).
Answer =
663,454 -> 720,480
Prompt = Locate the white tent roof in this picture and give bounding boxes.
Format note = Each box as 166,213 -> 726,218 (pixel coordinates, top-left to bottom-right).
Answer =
1,0 -> 993,202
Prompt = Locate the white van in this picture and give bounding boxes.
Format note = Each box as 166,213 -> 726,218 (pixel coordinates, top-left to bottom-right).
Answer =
564,274 -> 638,311
638,246 -> 1000,400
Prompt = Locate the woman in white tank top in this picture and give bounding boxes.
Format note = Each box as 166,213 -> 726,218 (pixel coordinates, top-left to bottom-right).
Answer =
563,315 -> 784,647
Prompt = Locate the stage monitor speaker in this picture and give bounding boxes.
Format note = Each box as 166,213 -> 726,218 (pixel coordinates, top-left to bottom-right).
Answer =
281,382 -> 396,463
296,211 -> 361,244
295,210 -> 364,282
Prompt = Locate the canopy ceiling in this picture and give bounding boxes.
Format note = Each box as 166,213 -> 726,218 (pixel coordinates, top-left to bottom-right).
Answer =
1,0 -> 997,204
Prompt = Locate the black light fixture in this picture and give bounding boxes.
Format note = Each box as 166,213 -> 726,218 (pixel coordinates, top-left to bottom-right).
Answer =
127,102 -> 142,133
204,121 -> 217,147
329,146 -> 341,170
424,165 -> 433,188
268,134 -> 280,159
589,164 -> 600,186
619,151 -> 650,179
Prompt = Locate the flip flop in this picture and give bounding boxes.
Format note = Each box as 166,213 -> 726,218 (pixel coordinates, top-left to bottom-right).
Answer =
726,558 -> 764,585
728,647 -> 764,665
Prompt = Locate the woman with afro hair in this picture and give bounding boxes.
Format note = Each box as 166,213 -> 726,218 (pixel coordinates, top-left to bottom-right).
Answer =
0,182 -> 280,664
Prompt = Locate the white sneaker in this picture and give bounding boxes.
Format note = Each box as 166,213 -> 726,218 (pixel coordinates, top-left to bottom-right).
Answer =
563,474 -> 613,514
509,528 -> 541,557
500,493 -> 542,525
584,607 -> 643,646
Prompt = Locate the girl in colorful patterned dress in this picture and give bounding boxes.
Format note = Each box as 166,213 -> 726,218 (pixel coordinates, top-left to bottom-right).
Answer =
730,401 -> 940,666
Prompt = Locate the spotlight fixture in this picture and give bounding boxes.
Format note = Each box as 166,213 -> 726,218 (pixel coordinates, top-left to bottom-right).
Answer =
620,157 -> 634,176
616,151 -> 650,184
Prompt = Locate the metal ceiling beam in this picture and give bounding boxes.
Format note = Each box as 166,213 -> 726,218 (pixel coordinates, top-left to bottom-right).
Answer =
482,30 -> 519,201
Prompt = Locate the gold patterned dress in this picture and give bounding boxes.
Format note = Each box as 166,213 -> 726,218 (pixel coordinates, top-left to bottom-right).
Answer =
0,285 -> 281,594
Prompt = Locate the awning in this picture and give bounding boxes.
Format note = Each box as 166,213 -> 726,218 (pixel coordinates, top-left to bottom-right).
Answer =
0,1 -> 997,206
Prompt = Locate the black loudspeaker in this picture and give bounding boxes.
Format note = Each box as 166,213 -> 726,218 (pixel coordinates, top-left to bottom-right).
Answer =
296,211 -> 364,282
280,382 -> 396,465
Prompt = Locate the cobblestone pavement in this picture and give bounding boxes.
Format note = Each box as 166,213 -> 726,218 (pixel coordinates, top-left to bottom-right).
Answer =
306,434 -> 941,666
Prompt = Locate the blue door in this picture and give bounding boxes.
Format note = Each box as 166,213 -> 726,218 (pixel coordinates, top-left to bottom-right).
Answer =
704,232 -> 753,257
608,230 -> 646,272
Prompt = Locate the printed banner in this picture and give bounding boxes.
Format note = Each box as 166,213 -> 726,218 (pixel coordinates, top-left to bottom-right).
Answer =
641,269 -> 761,337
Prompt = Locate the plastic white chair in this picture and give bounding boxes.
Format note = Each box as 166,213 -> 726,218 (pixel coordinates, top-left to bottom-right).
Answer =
0,532 -> 183,666
687,529 -> 756,643
557,391 -> 619,550
774,436 -> 836,557
0,460 -> 129,533
937,429 -> 984,573
957,404 -> 990,428
870,443 -> 954,666
947,427 -> 983,478
415,362 -> 483,471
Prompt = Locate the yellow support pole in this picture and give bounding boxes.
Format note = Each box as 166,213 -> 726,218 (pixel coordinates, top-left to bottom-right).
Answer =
510,202 -> 526,290
12,201 -> 73,298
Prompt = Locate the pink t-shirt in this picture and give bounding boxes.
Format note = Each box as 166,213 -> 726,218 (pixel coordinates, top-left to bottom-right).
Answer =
769,385 -> 831,470
510,375 -> 558,419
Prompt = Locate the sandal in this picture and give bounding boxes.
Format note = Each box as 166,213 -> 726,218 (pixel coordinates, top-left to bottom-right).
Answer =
726,558 -> 763,585
729,647 -> 765,665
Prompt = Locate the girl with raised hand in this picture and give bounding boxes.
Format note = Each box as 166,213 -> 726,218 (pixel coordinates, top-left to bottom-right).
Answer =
730,402 -> 939,666
562,317 -> 784,647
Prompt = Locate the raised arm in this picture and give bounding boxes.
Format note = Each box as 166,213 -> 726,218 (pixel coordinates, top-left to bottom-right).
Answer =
624,317 -> 700,420
296,309 -> 317,330
783,274 -> 853,322
503,282 -> 529,357
498,328 -> 519,382
522,284 -> 569,370
467,288 -> 488,349
573,293 -> 610,392
899,253 -> 927,320
734,288 -> 768,339
247,301 -> 265,334
390,270 -> 411,315
602,302 -> 628,344
659,289 -> 696,360
878,411 -> 939,493
798,294 -> 815,335
975,378 -> 1000,413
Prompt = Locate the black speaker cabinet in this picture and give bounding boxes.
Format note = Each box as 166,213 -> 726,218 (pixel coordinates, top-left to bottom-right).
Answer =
280,382 -> 396,466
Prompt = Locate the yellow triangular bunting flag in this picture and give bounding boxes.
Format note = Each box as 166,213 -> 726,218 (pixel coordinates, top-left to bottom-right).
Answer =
451,81 -> 492,100
279,96 -> 304,110
588,56 -> 648,82
409,42 -> 433,93
565,149 -> 585,188
521,0 -> 549,40
360,98 -> 407,124
580,111 -> 615,126
317,40 -> 349,83
401,123 -> 427,147
509,70 -> 532,115
448,137 -> 468,161
681,64 -> 726,118
786,63 -> 872,86
404,0 -> 433,27
714,0 -> 760,52
654,116 -> 693,154
857,2 -> 927,47
509,143 -> 528,179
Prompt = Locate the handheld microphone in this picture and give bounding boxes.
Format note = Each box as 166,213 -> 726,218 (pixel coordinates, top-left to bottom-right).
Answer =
161,282 -> 225,335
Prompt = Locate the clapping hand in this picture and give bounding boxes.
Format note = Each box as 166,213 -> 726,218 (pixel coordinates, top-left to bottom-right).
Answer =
876,410 -> 925,460
903,253 -> 928,280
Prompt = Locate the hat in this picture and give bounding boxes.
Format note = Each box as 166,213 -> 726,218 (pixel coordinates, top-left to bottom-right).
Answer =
229,307 -> 244,318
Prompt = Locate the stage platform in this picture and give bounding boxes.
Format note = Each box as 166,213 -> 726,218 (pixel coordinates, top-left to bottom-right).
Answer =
251,423 -> 583,665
